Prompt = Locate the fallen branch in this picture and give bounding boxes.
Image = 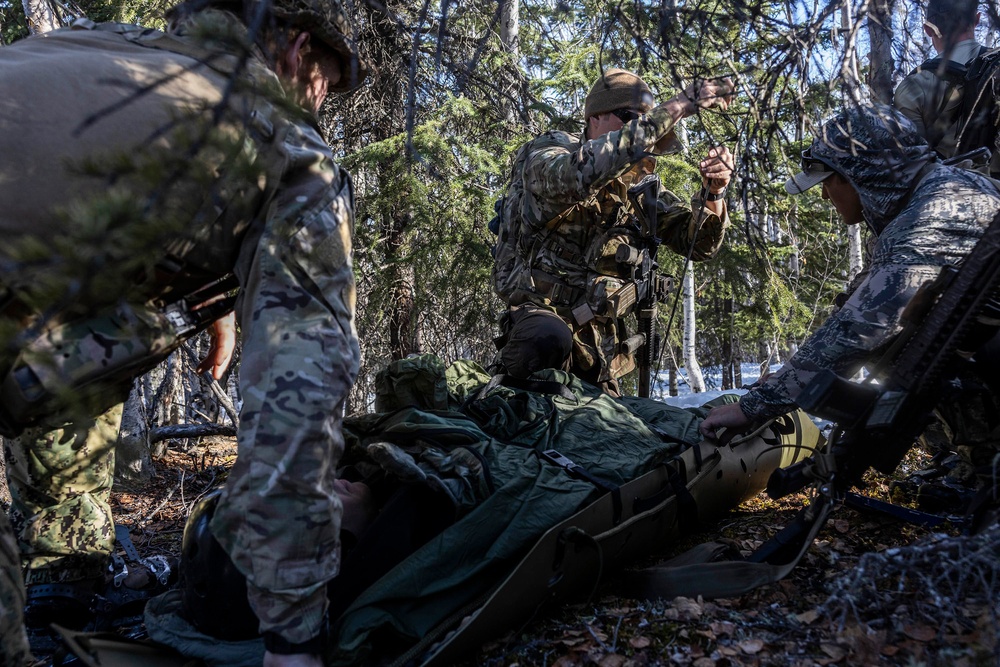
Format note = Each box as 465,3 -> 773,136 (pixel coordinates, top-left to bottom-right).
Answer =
149,422 -> 236,444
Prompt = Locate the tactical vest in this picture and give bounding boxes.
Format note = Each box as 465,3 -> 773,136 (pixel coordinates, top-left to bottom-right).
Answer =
493,132 -> 663,325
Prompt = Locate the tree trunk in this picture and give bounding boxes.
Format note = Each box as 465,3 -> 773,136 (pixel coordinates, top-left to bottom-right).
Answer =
848,224 -> 865,280
114,383 -> 154,484
21,0 -> 60,34
721,301 -> 734,390
668,364 -> 678,397
500,0 -> 519,57
0,437 -> 9,506
867,0 -> 896,104
682,265 -> 706,393
386,210 -> 418,360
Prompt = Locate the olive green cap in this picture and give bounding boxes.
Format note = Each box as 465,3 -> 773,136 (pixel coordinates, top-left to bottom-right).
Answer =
272,0 -> 368,92
584,68 -> 656,120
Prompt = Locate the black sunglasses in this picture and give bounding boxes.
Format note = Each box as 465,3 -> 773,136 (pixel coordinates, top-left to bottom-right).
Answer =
800,147 -> 834,173
612,108 -> 643,124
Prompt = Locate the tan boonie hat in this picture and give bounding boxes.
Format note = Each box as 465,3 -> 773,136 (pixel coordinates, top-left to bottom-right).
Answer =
272,0 -> 368,91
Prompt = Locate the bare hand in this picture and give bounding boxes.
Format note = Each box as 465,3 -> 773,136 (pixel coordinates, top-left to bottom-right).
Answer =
699,402 -> 753,441
680,76 -> 735,115
699,145 -> 733,194
196,311 -> 237,380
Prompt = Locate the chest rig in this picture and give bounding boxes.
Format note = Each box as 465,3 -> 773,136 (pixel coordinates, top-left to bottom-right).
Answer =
518,164 -> 672,326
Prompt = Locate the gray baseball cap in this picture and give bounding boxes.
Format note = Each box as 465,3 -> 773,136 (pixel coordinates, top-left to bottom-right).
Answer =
784,148 -> 835,194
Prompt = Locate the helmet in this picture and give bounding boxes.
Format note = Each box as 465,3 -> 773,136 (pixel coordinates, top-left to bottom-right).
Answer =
179,490 -> 260,641
270,0 -> 369,91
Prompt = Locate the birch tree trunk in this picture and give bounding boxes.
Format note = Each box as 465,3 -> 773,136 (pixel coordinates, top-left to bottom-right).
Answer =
682,265 -> 706,393
848,224 -> 865,280
22,0 -> 60,34
500,0 -> 519,56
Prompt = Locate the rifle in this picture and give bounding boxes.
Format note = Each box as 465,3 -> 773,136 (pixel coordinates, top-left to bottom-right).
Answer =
620,174 -> 676,397
767,207 -> 1000,501
0,273 -> 239,437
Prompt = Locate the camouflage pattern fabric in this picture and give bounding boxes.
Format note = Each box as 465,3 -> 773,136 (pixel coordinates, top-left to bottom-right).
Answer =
741,105 -> 1000,421
0,511 -> 32,666
494,104 -> 728,383
209,121 -> 360,643
5,406 -> 122,584
0,13 -> 359,646
893,39 -> 983,159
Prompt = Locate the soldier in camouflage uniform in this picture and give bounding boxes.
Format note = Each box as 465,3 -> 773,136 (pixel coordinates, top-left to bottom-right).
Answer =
893,0 -> 992,168
493,69 -> 735,396
0,0 -> 366,664
700,105 -> 1000,500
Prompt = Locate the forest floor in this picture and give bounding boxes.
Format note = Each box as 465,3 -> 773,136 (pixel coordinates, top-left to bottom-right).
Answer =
61,437 -> 1000,666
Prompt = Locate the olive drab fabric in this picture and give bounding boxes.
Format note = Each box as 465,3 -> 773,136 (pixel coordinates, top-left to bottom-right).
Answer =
493,106 -> 729,382
0,11 -> 360,647
741,105 -> 1000,422
327,355 -> 735,665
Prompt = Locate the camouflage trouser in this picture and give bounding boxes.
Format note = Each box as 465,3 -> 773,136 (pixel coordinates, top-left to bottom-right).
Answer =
0,510 -> 32,665
933,387 -> 1000,487
5,404 -> 122,584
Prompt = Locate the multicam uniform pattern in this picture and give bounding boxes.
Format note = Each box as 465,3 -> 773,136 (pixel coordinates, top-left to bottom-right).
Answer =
0,13 -> 359,647
741,106 -> 1000,424
494,105 -> 728,383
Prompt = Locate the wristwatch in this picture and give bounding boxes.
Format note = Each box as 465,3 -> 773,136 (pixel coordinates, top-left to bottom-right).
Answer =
700,186 -> 727,201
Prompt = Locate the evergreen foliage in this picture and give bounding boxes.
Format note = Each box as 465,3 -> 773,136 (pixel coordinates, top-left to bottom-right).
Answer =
4,0 -> 978,410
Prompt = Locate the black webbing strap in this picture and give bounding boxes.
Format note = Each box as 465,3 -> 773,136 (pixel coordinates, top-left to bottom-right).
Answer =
843,491 -> 968,529
665,464 -> 700,533
475,374 -> 577,402
540,449 -> 623,524
649,426 -> 705,473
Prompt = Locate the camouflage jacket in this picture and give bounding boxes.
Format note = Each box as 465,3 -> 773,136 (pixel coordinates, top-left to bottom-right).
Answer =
742,157 -> 1000,420
0,16 -> 360,644
493,105 -> 728,320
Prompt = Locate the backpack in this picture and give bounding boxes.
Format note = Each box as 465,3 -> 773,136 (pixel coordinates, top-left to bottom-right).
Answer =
910,46 -> 1000,158
489,136 -> 541,303
955,47 -> 1000,156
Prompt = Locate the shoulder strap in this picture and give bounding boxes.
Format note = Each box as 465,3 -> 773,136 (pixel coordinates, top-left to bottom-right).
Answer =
909,56 -> 969,83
